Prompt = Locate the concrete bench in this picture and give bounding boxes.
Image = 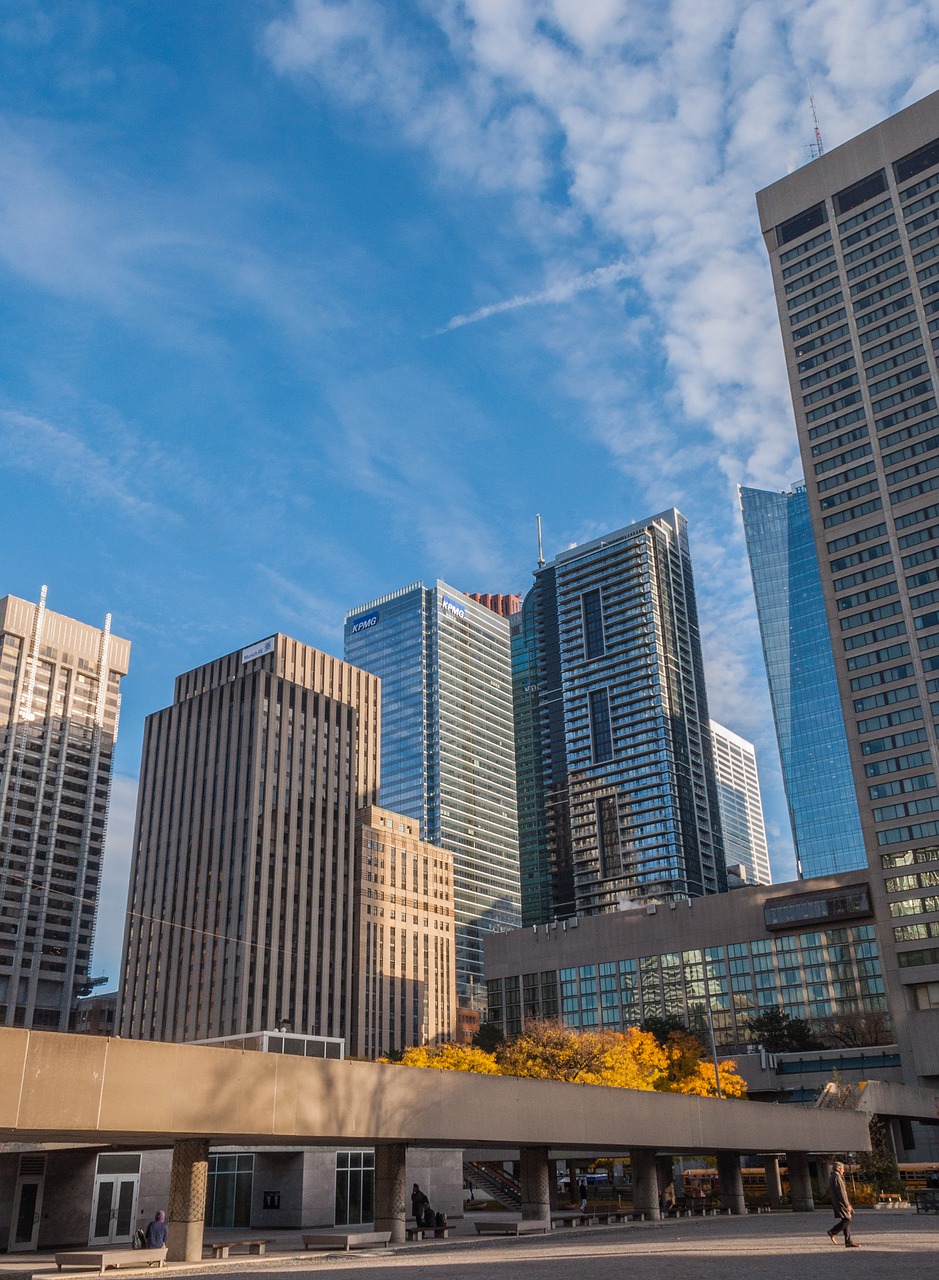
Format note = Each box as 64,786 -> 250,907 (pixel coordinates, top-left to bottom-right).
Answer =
301,1231 -> 391,1251
551,1211 -> 595,1227
56,1249 -> 168,1273
206,1239 -> 274,1259
593,1210 -> 628,1224
405,1226 -> 450,1240
474,1219 -> 550,1236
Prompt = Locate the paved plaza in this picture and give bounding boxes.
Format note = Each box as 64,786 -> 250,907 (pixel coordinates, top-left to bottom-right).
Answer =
8,1213 -> 939,1280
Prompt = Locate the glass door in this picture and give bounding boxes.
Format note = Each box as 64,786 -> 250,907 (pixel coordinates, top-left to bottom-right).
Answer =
8,1155 -> 45,1252
89,1154 -> 141,1245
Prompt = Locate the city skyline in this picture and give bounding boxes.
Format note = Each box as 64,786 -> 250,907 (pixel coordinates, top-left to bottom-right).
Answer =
5,6 -> 939,985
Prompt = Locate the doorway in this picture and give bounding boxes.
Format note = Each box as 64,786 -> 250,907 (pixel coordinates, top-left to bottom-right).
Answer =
89,1154 -> 141,1245
8,1154 -> 46,1252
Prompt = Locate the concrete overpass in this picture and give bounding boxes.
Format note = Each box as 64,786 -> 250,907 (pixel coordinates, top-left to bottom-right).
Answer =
0,1030 -> 870,1258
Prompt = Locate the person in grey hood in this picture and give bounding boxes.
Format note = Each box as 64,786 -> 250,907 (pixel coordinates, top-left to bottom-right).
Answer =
827,1163 -> 859,1248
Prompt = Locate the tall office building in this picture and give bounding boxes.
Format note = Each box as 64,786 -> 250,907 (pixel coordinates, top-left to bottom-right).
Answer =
354,806 -> 456,1057
757,89 -> 939,1088
514,511 -> 727,923
120,635 -> 380,1044
0,590 -> 130,1030
708,720 -> 771,887
467,593 -> 522,618
344,583 -> 520,1008
740,482 -> 867,876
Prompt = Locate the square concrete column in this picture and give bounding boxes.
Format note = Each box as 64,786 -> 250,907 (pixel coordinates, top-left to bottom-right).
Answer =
816,1156 -> 832,1191
519,1146 -> 551,1221
374,1143 -> 407,1243
763,1155 -> 783,1208
630,1149 -> 660,1220
656,1155 -> 675,1211
167,1138 -> 209,1262
716,1152 -> 746,1215
566,1159 -> 580,1204
786,1151 -> 815,1212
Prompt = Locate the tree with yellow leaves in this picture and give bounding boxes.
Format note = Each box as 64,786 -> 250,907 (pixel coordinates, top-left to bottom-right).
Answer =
392,1018 -> 747,1098
396,1043 -> 500,1073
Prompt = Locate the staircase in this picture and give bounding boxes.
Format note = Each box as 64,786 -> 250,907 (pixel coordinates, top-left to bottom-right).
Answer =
464,1160 -> 522,1209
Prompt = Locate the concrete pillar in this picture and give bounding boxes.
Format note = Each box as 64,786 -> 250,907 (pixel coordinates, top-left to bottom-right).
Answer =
519,1146 -> 551,1221
549,1160 -> 562,1209
716,1152 -> 746,1216
656,1155 -> 675,1212
374,1143 -> 407,1243
167,1138 -> 209,1263
630,1149 -> 660,1220
787,1151 -> 815,1212
763,1155 -> 783,1208
566,1159 -> 579,1204
816,1156 -> 832,1192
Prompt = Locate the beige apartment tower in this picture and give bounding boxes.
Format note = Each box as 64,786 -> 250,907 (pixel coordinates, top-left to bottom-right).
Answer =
757,90 -> 939,1089
354,806 -> 456,1057
0,590 -> 130,1030
119,635 -> 380,1044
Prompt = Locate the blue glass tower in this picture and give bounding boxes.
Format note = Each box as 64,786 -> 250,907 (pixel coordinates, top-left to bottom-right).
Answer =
739,483 -> 866,877
344,582 -> 520,1007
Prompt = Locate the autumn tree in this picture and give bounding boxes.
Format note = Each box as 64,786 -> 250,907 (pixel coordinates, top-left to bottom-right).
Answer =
396,1043 -> 500,1073
394,1018 -> 747,1098
655,1031 -> 747,1098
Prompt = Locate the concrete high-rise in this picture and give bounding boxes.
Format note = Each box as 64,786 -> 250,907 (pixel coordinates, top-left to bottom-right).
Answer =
120,635 -> 380,1044
740,482 -> 866,876
514,511 -> 727,923
354,806 -> 456,1058
708,720 -> 771,887
344,583 -> 520,1008
0,590 -> 130,1030
757,88 -> 939,1089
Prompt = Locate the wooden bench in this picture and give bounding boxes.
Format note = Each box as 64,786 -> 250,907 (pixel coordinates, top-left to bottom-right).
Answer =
56,1249 -> 167,1273
301,1231 -> 391,1251
474,1218 -> 550,1236
206,1239 -> 273,1259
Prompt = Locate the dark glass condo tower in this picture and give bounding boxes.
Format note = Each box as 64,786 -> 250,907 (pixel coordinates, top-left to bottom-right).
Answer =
514,510 -> 727,923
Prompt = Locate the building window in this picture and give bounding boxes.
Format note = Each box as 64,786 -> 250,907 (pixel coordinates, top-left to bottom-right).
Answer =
582,589 -> 605,660
589,688 -> 613,763
596,795 -> 619,878
335,1150 -> 375,1226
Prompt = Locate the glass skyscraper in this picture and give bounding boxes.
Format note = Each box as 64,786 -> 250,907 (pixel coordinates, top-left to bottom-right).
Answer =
514,510 -> 727,922
740,483 -> 867,877
709,720 -> 772,886
344,582 -> 520,1007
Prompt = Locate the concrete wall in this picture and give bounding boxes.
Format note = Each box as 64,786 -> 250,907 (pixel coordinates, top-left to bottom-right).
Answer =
0,1029 -> 871,1158
405,1149 -> 463,1220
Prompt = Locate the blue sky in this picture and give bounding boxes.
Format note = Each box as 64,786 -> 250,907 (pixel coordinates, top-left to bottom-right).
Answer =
3,1 -> 939,985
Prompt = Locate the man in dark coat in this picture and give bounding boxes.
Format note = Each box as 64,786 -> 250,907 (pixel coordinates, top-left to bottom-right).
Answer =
827,1162 -> 859,1247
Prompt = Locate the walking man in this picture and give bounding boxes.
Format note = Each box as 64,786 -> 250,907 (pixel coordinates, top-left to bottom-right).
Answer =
827,1162 -> 859,1248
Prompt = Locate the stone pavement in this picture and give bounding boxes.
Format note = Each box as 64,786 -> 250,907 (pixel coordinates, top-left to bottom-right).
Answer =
8,1212 -> 938,1280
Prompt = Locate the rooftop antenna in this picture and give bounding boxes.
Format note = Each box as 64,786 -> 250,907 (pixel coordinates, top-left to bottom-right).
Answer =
804,89 -> 825,162
536,514 -> 546,570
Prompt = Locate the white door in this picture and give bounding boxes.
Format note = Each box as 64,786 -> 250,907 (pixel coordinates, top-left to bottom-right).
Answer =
8,1155 -> 45,1252
89,1155 -> 141,1245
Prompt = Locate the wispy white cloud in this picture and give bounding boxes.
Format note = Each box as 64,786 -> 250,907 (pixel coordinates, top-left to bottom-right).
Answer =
438,261 -> 631,332
0,408 -> 167,519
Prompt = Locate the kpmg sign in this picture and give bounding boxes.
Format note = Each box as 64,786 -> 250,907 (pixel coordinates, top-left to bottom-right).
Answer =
241,636 -> 276,664
440,597 -> 467,619
350,611 -> 380,634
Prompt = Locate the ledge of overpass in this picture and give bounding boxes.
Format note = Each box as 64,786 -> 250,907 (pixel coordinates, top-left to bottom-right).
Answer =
0,1028 -> 871,1154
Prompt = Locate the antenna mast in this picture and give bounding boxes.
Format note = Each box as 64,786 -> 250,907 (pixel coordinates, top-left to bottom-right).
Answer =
536,514 -> 546,570
808,92 -> 825,160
